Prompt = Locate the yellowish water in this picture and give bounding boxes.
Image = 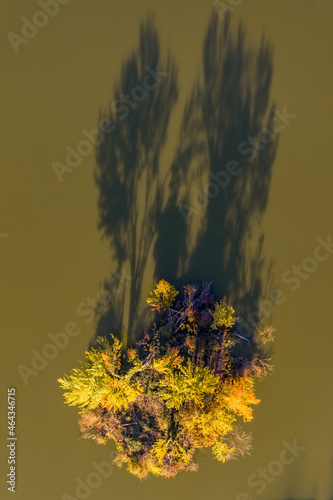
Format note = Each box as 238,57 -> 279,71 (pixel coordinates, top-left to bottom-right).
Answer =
1,1 -> 333,499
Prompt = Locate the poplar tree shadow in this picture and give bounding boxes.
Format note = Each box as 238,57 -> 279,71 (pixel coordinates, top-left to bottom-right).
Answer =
91,11 -> 278,348
154,12 -> 278,326
91,16 -> 178,347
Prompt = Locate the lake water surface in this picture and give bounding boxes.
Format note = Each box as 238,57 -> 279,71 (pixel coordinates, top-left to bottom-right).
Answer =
1,1 -> 333,499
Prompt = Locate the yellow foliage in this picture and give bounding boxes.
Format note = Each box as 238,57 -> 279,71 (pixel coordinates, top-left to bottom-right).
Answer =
180,404 -> 235,447
211,297 -> 236,329
151,438 -> 169,464
145,457 -> 164,477
212,439 -> 236,463
146,279 -> 179,311
159,360 -> 219,410
57,336 -> 142,411
153,348 -> 183,375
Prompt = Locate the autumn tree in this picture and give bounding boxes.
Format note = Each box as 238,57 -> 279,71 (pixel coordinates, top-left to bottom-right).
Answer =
58,280 -> 274,479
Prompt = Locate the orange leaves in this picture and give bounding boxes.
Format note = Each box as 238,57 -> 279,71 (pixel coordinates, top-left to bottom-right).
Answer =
127,348 -> 138,362
100,353 -> 110,363
221,377 -> 260,422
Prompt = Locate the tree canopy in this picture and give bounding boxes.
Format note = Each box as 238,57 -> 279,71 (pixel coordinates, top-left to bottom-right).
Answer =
58,280 -> 274,479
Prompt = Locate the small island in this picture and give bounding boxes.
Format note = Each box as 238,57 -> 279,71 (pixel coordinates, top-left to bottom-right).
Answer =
58,280 -> 274,479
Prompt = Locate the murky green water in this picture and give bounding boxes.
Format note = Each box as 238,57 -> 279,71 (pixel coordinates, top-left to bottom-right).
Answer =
1,1 -> 333,499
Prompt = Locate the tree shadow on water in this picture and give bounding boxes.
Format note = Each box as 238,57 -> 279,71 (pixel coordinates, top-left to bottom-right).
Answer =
92,16 -> 178,346
155,12 -> 278,326
92,11 -> 278,348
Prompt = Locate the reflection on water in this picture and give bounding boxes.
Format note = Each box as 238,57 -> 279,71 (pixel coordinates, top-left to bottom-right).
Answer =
93,11 -> 278,348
